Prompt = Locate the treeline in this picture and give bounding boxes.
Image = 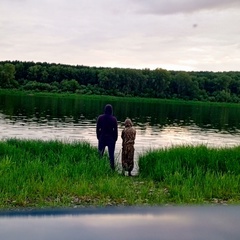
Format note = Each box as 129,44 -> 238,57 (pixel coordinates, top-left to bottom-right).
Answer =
1,60 -> 240,103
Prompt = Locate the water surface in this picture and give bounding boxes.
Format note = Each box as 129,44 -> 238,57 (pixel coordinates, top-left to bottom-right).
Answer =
0,93 -> 239,173
1,206 -> 240,240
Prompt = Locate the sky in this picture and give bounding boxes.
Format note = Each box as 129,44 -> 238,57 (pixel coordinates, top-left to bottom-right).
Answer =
1,0 -> 240,72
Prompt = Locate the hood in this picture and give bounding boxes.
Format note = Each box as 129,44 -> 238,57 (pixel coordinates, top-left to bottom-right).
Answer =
124,118 -> 133,127
104,104 -> 113,115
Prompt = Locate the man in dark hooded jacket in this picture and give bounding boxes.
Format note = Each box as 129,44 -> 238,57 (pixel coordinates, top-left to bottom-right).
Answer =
96,104 -> 118,170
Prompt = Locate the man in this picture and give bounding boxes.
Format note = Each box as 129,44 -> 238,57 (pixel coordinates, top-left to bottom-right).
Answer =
96,104 -> 118,170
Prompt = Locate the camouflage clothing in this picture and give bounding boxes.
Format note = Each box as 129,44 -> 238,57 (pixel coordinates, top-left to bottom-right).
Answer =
121,118 -> 136,175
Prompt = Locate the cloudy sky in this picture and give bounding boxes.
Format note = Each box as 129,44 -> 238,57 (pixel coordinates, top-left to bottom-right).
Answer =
1,0 -> 240,72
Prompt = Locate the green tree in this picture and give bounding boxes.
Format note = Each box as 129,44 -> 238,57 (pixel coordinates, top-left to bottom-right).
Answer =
215,75 -> 231,92
0,63 -> 17,88
149,68 -> 171,98
170,71 -> 199,100
229,78 -> 240,95
98,69 -> 119,91
60,79 -> 80,93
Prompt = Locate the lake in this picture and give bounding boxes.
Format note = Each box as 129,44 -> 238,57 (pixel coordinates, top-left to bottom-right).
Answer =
1,206 -> 240,240
0,92 -> 239,174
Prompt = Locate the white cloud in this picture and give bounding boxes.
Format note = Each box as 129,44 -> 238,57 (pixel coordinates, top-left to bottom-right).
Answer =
0,0 -> 240,71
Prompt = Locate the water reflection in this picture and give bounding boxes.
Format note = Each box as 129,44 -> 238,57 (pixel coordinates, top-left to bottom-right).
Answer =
1,206 -> 240,240
0,93 -> 240,173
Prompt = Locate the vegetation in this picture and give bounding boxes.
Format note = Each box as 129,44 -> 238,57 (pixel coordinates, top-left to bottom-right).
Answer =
139,145 -> 240,203
1,60 -> 240,103
0,139 -> 240,209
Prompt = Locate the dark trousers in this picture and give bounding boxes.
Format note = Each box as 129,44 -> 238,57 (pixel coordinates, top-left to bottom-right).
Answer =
98,137 -> 116,170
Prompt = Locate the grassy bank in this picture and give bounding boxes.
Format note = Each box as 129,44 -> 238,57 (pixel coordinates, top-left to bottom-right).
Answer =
139,145 -> 240,204
0,139 -> 240,209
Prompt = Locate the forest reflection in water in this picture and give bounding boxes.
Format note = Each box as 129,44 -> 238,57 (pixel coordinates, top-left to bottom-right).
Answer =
0,93 -> 239,174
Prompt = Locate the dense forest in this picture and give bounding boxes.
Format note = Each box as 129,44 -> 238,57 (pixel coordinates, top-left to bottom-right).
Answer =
0,60 -> 240,103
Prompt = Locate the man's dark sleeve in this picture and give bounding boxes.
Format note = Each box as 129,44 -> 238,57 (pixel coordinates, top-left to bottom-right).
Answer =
96,117 -> 101,140
114,118 -> 118,141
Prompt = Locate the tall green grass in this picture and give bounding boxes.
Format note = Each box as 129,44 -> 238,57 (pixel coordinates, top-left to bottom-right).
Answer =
139,145 -> 240,203
1,140 -> 240,209
0,139 -> 112,208
0,139 -> 167,208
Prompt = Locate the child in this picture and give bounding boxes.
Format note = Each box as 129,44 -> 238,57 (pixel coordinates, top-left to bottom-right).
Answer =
121,118 -> 136,176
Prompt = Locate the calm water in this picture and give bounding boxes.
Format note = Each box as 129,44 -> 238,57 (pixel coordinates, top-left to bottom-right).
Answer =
0,93 -> 240,173
1,206 -> 240,240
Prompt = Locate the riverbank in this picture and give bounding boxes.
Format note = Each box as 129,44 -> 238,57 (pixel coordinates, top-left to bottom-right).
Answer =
1,139 -> 240,209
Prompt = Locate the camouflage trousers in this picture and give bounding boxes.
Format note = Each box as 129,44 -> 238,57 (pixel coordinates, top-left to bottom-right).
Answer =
121,144 -> 135,172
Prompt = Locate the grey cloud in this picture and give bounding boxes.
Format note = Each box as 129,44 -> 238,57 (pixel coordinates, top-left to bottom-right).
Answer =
130,0 -> 240,15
